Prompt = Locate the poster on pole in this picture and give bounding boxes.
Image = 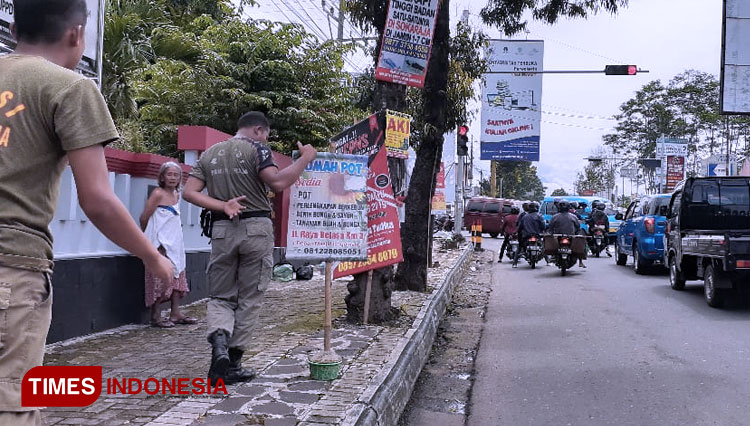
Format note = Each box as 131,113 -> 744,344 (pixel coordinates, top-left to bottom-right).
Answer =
334,149 -> 404,278
721,0 -> 750,115
480,40 -> 544,161
375,0 -> 440,89
331,114 -> 404,278
656,137 -> 687,188
431,162 -> 446,214
286,153 -> 369,262
385,110 -> 411,159
1,0 -> 105,83
666,156 -> 685,191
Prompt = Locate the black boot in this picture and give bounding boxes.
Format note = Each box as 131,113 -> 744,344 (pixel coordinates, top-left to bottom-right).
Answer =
207,330 -> 230,382
223,348 -> 256,385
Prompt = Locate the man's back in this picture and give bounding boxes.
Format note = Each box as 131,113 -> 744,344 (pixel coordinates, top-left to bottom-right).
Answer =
519,212 -> 544,237
0,55 -> 118,265
549,212 -> 578,235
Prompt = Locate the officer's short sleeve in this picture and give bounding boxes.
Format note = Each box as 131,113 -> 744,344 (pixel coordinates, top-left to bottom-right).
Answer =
189,153 -> 207,182
256,143 -> 277,172
53,79 -> 119,152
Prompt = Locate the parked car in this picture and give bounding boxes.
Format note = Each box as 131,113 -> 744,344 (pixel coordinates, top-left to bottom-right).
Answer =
464,197 -> 514,238
666,177 -> 750,307
614,194 -> 671,273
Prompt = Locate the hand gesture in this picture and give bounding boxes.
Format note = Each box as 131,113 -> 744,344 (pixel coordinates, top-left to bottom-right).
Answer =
146,253 -> 176,282
297,142 -> 317,162
223,195 -> 247,219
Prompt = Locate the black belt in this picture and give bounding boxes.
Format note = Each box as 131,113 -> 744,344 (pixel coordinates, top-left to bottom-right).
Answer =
211,210 -> 271,222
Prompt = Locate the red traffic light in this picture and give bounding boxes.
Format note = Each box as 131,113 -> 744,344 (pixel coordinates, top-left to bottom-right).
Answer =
458,125 -> 469,136
604,65 -> 638,75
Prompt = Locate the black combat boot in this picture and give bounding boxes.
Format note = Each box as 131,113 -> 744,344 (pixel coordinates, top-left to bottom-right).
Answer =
207,330 -> 230,382
223,348 -> 256,385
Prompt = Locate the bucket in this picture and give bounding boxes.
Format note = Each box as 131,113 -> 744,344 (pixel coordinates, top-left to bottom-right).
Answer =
309,360 -> 341,381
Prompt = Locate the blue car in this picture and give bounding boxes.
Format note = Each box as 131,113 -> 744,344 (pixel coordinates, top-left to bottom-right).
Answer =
540,196 -> 614,235
614,194 -> 671,274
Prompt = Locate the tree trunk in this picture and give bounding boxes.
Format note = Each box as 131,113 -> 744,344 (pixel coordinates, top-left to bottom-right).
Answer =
394,0 -> 451,292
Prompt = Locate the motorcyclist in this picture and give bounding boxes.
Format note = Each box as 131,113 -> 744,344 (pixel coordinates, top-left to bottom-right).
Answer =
498,206 -> 520,262
548,200 -> 585,268
513,202 -> 545,268
588,200 -> 612,257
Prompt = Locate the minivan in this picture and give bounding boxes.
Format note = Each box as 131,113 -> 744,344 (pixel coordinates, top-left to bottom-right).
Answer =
463,197 -> 515,238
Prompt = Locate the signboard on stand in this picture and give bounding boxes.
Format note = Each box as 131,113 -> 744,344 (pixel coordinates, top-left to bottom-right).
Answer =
656,137 -> 687,190
666,155 -> 685,191
480,40 -> 544,161
286,153 -> 369,262
375,0 -> 440,89
721,0 -> 750,114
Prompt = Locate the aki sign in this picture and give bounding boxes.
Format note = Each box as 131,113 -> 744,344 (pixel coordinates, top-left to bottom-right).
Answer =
286,153 -> 369,262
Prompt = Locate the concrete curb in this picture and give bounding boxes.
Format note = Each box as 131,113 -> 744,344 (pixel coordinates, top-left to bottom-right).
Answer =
343,245 -> 475,426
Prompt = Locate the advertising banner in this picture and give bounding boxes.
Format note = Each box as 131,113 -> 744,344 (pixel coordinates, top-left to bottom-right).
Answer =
286,153 -> 369,262
375,0 -> 440,89
721,0 -> 750,114
481,40 -> 544,161
330,112 -> 386,157
385,110 -> 411,159
431,162 -> 446,214
334,149 -> 404,278
666,155 -> 685,191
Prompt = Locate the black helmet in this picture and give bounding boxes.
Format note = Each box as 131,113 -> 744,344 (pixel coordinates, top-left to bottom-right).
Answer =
528,202 -> 539,213
557,200 -> 570,212
522,202 -> 530,212
510,206 -> 520,215
568,201 -> 579,210
594,200 -> 606,210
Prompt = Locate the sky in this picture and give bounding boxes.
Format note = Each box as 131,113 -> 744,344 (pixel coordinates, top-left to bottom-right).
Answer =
242,0 -> 724,194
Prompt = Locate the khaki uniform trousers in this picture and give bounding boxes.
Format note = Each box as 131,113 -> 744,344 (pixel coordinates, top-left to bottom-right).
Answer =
0,263 -> 53,426
207,217 -> 273,351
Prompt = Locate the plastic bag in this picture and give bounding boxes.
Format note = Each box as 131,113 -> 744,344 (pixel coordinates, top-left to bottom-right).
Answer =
295,264 -> 314,280
272,263 -> 294,282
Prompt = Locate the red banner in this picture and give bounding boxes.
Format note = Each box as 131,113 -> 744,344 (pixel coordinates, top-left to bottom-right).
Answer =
666,155 -> 685,191
334,149 -> 403,278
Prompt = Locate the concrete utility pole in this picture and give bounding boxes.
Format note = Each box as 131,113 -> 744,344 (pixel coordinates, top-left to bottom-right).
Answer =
490,163 -> 496,197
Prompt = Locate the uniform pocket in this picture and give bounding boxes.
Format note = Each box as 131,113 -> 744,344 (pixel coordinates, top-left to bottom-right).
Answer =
212,225 -> 227,239
0,282 -> 11,351
246,222 -> 272,237
258,254 -> 272,292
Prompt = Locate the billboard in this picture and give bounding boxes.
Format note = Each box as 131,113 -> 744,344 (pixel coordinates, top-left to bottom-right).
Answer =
375,0 -> 440,89
656,137 -> 687,188
666,155 -> 685,191
0,0 -> 104,82
480,40 -> 544,161
721,0 -> 750,115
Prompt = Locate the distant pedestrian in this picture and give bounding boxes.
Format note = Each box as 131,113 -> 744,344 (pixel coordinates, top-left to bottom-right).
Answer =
184,111 -> 317,384
140,162 -> 197,328
0,1 -> 173,424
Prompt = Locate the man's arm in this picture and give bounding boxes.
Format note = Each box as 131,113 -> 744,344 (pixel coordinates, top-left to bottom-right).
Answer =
182,177 -> 246,219
260,142 -> 317,192
67,145 -> 174,282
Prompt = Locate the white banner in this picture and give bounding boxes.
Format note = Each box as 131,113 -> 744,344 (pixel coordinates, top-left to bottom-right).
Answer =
480,40 -> 544,161
721,0 -> 750,114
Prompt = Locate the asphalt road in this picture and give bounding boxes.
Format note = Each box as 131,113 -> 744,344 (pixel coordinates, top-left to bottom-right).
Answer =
468,237 -> 750,426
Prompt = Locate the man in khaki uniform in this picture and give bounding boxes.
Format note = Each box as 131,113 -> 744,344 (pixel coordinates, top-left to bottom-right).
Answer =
184,112 -> 316,384
0,1 -> 173,423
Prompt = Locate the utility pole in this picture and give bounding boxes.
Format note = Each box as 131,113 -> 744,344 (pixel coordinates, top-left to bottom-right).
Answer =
490,162 -> 496,197
337,0 -> 344,40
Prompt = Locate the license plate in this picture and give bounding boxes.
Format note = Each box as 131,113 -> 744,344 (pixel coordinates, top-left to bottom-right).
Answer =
609,228 -> 616,233
559,248 -> 571,254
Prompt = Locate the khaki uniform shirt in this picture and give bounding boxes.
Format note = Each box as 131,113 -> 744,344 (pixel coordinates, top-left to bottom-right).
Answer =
190,137 -> 277,212
0,55 -> 119,270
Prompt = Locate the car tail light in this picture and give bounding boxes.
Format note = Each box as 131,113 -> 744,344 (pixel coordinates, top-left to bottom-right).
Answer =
645,217 -> 655,234
529,237 -> 537,242
561,238 -> 570,245
737,260 -> 750,269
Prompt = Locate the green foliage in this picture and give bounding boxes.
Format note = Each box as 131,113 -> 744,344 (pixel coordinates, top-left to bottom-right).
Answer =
551,188 -> 568,196
103,1 -> 364,157
481,0 -> 628,36
574,161 -> 615,195
485,161 -> 546,201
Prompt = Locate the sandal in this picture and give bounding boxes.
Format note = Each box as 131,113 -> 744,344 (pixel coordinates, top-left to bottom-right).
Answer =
171,316 -> 198,325
151,319 -> 175,328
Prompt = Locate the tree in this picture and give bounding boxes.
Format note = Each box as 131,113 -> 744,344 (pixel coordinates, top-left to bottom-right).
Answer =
489,161 -> 546,201
551,188 -> 568,197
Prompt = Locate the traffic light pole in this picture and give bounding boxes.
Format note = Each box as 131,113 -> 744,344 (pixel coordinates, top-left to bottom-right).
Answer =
455,156 -> 463,232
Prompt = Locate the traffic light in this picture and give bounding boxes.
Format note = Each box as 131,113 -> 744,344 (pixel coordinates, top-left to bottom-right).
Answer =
457,125 -> 469,156
604,65 -> 638,75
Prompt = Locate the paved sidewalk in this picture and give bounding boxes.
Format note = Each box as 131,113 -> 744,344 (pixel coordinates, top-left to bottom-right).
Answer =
41,247 -> 469,426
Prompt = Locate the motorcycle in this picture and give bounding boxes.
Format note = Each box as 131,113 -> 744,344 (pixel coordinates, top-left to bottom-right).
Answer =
433,214 -> 455,233
552,234 -> 578,276
524,234 -> 545,268
589,224 -> 607,257
506,234 -> 520,261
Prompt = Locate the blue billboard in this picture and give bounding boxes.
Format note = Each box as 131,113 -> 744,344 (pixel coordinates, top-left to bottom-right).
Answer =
480,136 -> 540,161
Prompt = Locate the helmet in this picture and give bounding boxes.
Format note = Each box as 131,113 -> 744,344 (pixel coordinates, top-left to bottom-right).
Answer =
594,200 -> 606,210
510,206 -> 520,215
522,202 -> 530,212
557,200 -> 570,212
568,201 -> 579,210
528,202 -> 539,213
